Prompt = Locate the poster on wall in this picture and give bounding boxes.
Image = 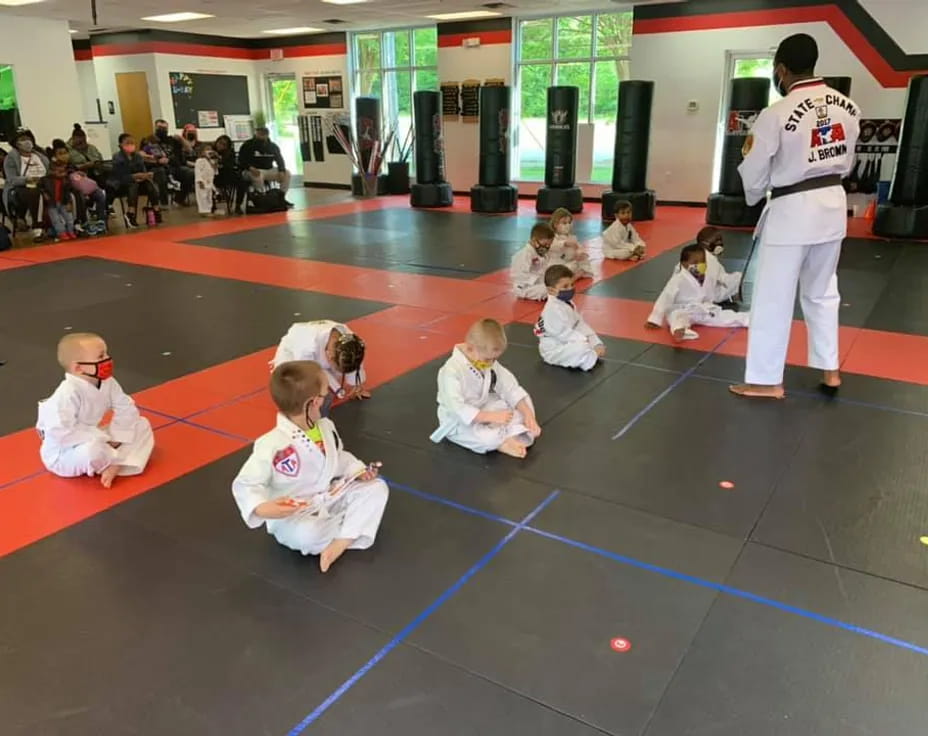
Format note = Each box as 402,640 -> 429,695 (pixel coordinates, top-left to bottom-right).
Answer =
461,80 -> 480,122
303,76 -> 344,109
197,110 -> 220,128
441,82 -> 460,119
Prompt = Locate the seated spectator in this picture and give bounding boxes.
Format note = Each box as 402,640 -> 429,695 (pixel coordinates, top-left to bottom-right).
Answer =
153,119 -> 191,204
213,134 -> 245,215
2,129 -> 49,241
239,126 -> 293,206
140,134 -> 172,206
51,139 -> 107,235
66,124 -> 105,185
108,133 -> 161,229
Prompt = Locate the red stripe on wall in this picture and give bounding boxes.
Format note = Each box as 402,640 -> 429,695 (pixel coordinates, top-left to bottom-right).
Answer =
632,4 -> 925,88
73,48 -> 93,61
91,41 -> 346,60
437,29 -> 512,48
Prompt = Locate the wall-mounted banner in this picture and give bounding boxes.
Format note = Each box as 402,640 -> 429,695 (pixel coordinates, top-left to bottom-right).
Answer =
440,82 -> 460,119
461,79 -> 480,122
303,76 -> 345,109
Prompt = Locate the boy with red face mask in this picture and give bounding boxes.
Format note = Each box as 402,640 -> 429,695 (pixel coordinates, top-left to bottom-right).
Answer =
36,333 -> 154,488
601,200 -> 646,261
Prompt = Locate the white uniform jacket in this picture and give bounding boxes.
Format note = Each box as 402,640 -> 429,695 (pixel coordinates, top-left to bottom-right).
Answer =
271,320 -> 366,394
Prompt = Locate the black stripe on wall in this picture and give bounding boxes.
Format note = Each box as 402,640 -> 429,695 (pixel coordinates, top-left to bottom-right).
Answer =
87,29 -> 347,50
436,17 -> 513,35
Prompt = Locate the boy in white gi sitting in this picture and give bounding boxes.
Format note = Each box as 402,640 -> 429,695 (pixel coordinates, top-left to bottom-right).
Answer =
696,226 -> 742,304
232,360 -> 389,573
271,319 -> 369,412
430,318 -> 541,460
534,264 -> 605,371
602,200 -> 646,261
510,223 -> 555,301
646,244 -> 749,341
36,332 -> 154,488
549,208 -> 593,279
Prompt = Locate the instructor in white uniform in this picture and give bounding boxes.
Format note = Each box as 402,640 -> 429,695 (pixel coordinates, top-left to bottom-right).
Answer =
731,33 -> 859,399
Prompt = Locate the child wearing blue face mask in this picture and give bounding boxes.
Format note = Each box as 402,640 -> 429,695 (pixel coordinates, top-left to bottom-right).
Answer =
533,264 -> 605,371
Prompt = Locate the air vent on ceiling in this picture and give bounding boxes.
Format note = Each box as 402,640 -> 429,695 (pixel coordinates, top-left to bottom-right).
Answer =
323,18 -> 348,24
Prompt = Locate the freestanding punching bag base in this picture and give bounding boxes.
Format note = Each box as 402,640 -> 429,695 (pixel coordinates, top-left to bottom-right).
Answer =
536,187 -> 583,215
602,190 -> 655,222
351,173 -> 389,196
873,203 -> 928,239
706,193 -> 764,227
411,182 -> 453,208
470,185 -> 517,213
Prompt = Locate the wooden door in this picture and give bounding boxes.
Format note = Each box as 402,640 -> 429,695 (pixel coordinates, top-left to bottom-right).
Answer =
115,72 -> 153,142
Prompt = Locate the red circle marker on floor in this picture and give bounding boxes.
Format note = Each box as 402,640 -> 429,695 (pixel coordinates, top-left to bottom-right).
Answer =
610,637 -> 631,653
719,481 -> 735,489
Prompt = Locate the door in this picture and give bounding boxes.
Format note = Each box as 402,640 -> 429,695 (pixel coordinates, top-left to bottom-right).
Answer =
115,72 -> 153,143
265,73 -> 300,173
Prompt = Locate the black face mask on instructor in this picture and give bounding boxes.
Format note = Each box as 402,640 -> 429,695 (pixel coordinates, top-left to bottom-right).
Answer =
772,65 -> 788,98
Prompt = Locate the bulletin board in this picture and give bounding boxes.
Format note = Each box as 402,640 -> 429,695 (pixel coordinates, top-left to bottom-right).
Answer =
302,76 -> 344,110
169,72 -> 251,128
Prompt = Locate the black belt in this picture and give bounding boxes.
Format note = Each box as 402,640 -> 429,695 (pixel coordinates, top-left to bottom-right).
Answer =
770,174 -> 843,200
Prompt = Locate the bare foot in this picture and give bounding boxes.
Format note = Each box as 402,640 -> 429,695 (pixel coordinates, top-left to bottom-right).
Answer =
672,328 -> 686,342
499,437 -> 528,459
359,389 -> 372,399
729,383 -> 786,399
100,465 -> 121,488
822,369 -> 841,388
320,538 -> 353,573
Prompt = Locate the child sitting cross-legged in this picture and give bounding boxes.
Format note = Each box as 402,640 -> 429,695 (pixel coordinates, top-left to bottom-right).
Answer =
534,264 -> 605,371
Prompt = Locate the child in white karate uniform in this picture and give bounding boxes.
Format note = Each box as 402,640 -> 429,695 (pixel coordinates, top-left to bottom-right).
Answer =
534,264 -> 605,371
431,318 -> 542,459
646,244 -> 749,341
271,320 -> 369,411
194,147 -> 218,216
232,361 -> 389,573
36,332 -> 154,488
696,226 -> 742,304
549,208 -> 593,279
602,200 -> 646,261
510,223 -> 555,301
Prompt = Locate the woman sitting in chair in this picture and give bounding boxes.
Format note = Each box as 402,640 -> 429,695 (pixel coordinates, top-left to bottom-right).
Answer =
2,129 -> 49,242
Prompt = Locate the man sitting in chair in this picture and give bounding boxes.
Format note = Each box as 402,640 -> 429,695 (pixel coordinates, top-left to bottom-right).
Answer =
238,126 -> 293,208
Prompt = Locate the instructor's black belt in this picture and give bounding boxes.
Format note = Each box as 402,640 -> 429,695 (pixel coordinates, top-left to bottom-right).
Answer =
770,174 -> 843,200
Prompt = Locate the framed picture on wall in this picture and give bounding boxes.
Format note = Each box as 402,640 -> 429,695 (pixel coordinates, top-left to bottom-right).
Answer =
303,76 -> 344,109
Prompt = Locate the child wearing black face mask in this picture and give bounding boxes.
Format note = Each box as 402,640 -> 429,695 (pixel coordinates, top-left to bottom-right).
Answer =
36,332 -> 154,488
534,264 -> 605,370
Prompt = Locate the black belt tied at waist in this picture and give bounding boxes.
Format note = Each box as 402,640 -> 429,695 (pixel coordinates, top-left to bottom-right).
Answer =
770,174 -> 843,200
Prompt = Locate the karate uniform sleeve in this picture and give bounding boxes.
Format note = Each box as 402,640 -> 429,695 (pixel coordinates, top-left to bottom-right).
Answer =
272,324 -> 307,367
107,379 -> 143,444
629,224 -> 645,248
494,364 -> 530,408
738,110 -> 779,207
601,221 -> 623,251
231,442 -> 275,529
540,302 -> 583,343
437,364 -> 481,426
509,246 -> 534,288
40,390 -> 108,448
647,273 -> 680,326
576,314 -> 603,346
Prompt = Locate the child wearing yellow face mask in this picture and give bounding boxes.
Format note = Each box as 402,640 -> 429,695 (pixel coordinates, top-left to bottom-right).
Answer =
430,319 -> 542,459
645,245 -> 749,342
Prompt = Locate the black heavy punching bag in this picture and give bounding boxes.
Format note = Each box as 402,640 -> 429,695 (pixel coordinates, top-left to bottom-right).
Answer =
536,86 -> 583,214
471,85 -> 517,213
707,77 -> 770,226
875,73 -> 928,238
410,90 -> 453,208
351,96 -> 388,196
823,76 -> 852,96
602,80 -> 656,222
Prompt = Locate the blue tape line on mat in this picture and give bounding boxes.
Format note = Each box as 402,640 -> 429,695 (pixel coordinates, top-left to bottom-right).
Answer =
285,489 -> 561,735
612,330 -> 736,440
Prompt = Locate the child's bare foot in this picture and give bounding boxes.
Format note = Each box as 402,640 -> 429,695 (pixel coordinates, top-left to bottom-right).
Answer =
359,389 -> 372,399
320,538 -> 352,573
822,369 -> 841,388
672,328 -> 686,342
499,437 -> 528,459
100,465 -> 121,488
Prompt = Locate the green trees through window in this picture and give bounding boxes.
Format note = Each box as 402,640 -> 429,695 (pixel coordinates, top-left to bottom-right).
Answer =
516,12 -> 632,182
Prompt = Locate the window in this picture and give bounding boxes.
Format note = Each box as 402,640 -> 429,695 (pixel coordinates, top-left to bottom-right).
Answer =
514,13 -> 632,183
351,27 -> 438,171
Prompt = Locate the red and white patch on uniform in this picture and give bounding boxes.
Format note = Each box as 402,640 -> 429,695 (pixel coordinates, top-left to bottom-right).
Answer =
273,445 -> 301,477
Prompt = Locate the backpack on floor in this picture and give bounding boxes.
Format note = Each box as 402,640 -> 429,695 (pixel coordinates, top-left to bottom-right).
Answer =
248,189 -> 288,214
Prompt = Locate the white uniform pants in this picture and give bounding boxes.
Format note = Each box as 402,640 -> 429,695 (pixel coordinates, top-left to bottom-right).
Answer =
745,239 -> 841,385
44,418 -> 154,478
540,338 -> 599,371
514,283 -> 548,301
269,479 -> 389,556
668,304 -> 749,337
443,398 -> 535,454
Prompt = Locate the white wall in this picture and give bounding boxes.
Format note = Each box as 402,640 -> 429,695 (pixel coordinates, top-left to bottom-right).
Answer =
631,20 -> 910,203
0,16 -> 83,146
75,59 -> 100,123
858,0 -> 927,55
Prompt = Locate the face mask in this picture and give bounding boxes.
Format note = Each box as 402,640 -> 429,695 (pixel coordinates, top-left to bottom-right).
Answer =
123,145 -> 136,154
772,67 -> 788,97
304,395 -> 325,427
17,140 -> 33,153
710,244 -> 724,256
185,132 -> 196,141
78,357 -> 114,381
556,288 -> 575,303
533,243 -> 550,257
471,358 -> 493,371
156,128 -> 169,139
688,262 -> 708,280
